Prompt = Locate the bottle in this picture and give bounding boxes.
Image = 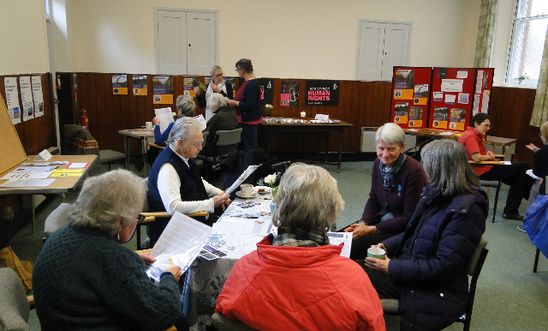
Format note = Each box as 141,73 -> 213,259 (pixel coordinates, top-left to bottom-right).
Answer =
80,108 -> 89,129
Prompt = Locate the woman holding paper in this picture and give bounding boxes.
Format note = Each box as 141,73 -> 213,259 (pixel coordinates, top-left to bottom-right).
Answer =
148,117 -> 231,244
152,94 -> 196,145
33,169 -> 185,330
216,163 -> 385,331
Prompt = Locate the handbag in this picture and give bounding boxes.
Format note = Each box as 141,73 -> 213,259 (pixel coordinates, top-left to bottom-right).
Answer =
524,194 -> 548,258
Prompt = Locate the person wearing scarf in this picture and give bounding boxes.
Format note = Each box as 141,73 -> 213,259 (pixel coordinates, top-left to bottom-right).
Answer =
345,123 -> 427,260
216,163 -> 385,331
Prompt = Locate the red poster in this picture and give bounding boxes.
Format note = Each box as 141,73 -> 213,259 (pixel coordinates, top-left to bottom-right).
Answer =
390,67 -> 432,129
428,68 -> 476,131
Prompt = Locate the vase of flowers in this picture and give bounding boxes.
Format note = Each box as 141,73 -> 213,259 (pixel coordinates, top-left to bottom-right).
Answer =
263,104 -> 274,117
264,173 -> 278,198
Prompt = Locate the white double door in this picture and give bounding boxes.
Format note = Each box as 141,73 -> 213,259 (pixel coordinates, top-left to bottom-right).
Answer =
356,20 -> 411,81
156,9 -> 217,75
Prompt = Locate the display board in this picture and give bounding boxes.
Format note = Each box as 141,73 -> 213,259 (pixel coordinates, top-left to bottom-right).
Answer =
390,66 -> 432,128
428,67 -> 476,131
0,94 -> 27,174
472,68 -> 495,115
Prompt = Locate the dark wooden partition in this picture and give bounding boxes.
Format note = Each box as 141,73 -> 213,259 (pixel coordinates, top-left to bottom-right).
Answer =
58,72 -> 539,164
0,73 -> 56,155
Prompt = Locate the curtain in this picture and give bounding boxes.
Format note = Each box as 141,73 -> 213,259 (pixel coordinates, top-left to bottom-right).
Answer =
473,0 -> 498,68
531,27 -> 548,127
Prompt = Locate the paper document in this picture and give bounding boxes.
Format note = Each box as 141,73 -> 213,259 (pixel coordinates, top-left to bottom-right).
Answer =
1,171 -> 50,179
204,233 -> 266,259
526,169 -> 542,180
225,164 -> 262,195
213,216 -> 273,235
146,212 -> 212,281
0,178 -> 55,187
154,107 -> 174,134
327,231 -> 353,258
68,162 -> 88,169
194,114 -> 207,131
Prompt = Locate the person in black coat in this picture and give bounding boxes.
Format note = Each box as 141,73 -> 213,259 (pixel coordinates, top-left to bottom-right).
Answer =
363,139 -> 488,331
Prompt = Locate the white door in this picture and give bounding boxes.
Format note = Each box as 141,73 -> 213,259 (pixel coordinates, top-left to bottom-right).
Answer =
356,20 -> 411,81
357,22 -> 384,81
187,12 -> 216,75
382,23 -> 410,80
156,9 -> 217,75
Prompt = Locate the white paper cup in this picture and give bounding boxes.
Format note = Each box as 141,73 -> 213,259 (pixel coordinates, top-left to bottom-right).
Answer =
367,247 -> 386,260
240,184 -> 254,196
300,111 -> 306,118
145,121 -> 153,129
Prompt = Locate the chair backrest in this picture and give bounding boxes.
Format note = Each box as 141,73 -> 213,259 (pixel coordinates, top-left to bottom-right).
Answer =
211,128 -> 242,156
466,236 -> 488,276
0,268 -> 30,331
460,236 -> 489,331
211,312 -> 254,331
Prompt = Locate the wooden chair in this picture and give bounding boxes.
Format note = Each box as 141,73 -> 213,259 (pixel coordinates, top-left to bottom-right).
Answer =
0,267 -> 35,331
381,236 -> 489,331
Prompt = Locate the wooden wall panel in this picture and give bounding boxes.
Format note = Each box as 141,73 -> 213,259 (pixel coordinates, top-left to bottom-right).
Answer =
0,73 -> 56,155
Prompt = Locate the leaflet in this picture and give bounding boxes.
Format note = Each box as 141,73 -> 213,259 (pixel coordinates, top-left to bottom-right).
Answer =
225,164 -> 261,195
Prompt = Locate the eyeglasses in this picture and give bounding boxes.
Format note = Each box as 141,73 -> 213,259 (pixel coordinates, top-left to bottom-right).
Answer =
235,67 -> 242,72
214,72 -> 223,77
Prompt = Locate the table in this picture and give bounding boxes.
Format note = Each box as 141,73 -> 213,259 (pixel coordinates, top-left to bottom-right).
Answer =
118,128 -> 154,175
261,117 -> 353,172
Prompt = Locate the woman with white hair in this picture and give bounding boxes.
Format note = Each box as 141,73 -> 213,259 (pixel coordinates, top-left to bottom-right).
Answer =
152,94 -> 197,145
204,65 -> 233,121
345,123 -> 427,259
216,163 -> 385,330
364,139 -> 488,330
33,169 -> 185,330
147,117 -> 231,243
204,93 -> 239,152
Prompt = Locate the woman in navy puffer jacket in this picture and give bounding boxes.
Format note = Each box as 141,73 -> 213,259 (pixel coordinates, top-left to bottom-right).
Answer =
364,139 -> 488,331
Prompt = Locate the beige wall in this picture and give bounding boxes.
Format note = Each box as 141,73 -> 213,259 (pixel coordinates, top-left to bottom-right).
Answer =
65,0 -> 481,79
0,0 -> 49,74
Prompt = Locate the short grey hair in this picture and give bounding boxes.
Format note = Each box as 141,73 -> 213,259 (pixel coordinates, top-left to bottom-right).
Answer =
376,123 -> 406,146
208,93 -> 229,113
272,163 -> 344,234
175,94 -> 196,117
70,169 -> 145,236
421,139 -> 479,196
167,117 -> 203,146
210,65 -> 222,76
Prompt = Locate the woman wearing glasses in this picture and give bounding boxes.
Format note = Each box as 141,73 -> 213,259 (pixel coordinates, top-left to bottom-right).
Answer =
228,58 -> 262,150
204,65 -> 233,121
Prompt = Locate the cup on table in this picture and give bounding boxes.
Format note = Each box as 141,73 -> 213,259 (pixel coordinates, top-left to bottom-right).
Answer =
239,183 -> 254,196
300,111 -> 306,118
367,246 -> 386,260
145,121 -> 153,129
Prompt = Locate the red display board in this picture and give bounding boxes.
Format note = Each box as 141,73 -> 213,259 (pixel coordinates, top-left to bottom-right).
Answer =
472,68 -> 495,115
428,68 -> 477,131
390,66 -> 432,128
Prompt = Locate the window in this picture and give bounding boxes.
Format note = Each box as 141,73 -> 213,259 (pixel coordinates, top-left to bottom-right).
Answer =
506,0 -> 548,86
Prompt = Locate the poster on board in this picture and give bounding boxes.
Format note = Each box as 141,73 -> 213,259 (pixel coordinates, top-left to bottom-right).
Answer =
258,78 -> 274,106
112,74 -> 128,95
305,80 -> 339,106
280,80 -> 300,107
183,77 -> 196,97
390,67 -> 432,128
31,76 -> 44,117
19,76 -> 34,122
153,76 -> 174,104
132,75 -> 148,96
4,77 -> 21,125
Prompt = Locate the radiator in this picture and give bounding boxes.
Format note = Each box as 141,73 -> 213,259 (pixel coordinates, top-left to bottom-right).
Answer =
360,127 -> 417,152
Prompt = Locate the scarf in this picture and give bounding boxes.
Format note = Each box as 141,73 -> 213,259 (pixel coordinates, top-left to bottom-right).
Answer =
272,227 -> 329,247
379,153 -> 406,190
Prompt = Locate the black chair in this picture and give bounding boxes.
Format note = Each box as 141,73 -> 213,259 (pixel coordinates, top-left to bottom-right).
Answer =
480,180 -> 501,223
382,236 -> 489,331
211,312 -> 254,331
202,128 -> 242,180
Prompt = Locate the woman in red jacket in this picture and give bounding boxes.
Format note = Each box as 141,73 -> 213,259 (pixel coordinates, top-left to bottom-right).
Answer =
216,163 -> 385,331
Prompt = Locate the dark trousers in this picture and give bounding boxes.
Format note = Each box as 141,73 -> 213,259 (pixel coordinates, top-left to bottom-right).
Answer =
350,232 -> 394,260
480,163 -> 535,214
240,124 -> 259,151
363,266 -> 401,299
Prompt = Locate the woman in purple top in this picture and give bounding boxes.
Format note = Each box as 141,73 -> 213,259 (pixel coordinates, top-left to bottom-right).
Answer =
345,123 -> 428,260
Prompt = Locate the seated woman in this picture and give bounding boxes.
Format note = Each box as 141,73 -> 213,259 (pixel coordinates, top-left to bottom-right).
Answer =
33,169 -> 185,330
216,163 -> 385,331
345,123 -> 427,259
204,93 -> 239,153
364,140 -> 488,331
459,113 -> 534,219
147,117 -> 231,243
152,94 -> 196,145
525,120 -> 548,195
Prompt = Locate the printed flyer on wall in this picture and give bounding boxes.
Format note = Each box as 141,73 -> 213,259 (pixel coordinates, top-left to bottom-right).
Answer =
152,76 -> 174,104
132,75 -> 148,96
280,80 -> 300,107
19,76 -> 34,122
112,74 -> 128,95
31,76 -> 44,117
4,77 -> 21,125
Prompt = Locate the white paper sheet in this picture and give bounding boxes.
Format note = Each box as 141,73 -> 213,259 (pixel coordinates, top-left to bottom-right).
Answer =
154,107 -> 174,134
4,77 -> 21,124
194,114 -> 207,131
68,162 -> 88,169
225,164 -> 262,195
212,216 -> 272,235
456,71 -> 468,79
0,178 -> 55,187
327,231 -> 353,258
1,171 -> 51,179
19,76 -> 34,122
444,94 -> 456,104
31,76 -> 44,117
440,79 -> 463,92
204,233 -> 266,259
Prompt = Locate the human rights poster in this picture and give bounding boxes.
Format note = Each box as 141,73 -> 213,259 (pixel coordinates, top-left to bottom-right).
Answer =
112,74 -> 128,95
132,75 -> 148,96
306,80 -> 339,106
280,80 -> 300,107
258,78 -> 274,106
152,76 -> 174,104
